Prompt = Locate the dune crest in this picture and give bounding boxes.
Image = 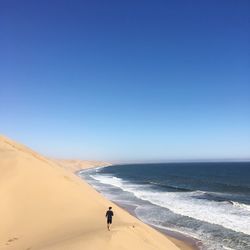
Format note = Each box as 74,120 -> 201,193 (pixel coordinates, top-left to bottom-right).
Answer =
0,135 -> 181,250
53,159 -> 111,173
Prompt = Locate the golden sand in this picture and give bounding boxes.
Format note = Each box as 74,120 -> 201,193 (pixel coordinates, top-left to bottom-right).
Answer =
0,135 -> 190,250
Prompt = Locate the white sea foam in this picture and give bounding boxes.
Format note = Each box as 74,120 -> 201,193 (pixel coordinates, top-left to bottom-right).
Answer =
231,201 -> 250,212
90,174 -> 124,188
90,174 -> 250,235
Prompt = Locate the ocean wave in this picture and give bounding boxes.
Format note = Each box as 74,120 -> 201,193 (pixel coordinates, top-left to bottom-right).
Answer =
90,174 -> 124,187
90,174 -> 250,235
231,201 -> 250,212
148,181 -> 192,192
135,190 -> 250,235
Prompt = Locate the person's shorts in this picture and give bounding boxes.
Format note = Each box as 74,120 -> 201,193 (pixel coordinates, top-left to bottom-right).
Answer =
107,218 -> 112,224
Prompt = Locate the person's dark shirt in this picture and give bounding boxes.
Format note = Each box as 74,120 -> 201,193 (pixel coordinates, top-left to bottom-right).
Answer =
106,210 -> 114,219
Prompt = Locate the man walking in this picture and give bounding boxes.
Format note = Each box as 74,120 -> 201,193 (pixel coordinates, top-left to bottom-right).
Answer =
105,206 -> 114,231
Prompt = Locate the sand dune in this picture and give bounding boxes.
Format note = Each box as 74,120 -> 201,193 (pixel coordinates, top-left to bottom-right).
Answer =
0,135 -> 182,250
53,159 -> 111,173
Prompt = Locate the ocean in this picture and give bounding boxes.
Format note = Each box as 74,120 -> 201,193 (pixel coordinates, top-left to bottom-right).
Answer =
78,162 -> 250,250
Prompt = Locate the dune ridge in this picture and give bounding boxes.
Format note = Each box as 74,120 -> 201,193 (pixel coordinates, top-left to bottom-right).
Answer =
0,135 -> 183,250
53,159 -> 111,173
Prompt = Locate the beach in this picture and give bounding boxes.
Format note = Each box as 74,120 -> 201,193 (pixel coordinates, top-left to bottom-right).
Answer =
80,163 -> 250,250
0,135 -> 191,250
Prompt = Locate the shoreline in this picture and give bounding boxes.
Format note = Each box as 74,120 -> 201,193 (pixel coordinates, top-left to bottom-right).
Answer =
112,201 -> 200,250
114,202 -> 201,250
77,166 -> 201,250
2,136 -> 249,250
1,136 -> 186,250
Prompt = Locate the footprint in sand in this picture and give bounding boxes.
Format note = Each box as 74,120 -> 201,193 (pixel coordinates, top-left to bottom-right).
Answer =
6,237 -> 18,245
64,175 -> 73,182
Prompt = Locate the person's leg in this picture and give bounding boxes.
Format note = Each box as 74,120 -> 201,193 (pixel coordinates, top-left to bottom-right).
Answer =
107,218 -> 112,230
109,219 -> 112,230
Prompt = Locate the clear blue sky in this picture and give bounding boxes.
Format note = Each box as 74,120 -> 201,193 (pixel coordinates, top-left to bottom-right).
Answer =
1,0 -> 249,162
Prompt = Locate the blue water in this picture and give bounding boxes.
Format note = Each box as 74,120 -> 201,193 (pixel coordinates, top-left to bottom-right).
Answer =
79,162 -> 250,250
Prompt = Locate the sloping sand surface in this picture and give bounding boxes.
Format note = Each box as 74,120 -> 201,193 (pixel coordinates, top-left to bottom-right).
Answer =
53,159 -> 110,172
0,135 -> 181,250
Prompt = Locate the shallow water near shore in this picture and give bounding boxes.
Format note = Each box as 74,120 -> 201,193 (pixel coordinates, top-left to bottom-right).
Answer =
78,162 -> 250,250
112,200 -> 200,250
